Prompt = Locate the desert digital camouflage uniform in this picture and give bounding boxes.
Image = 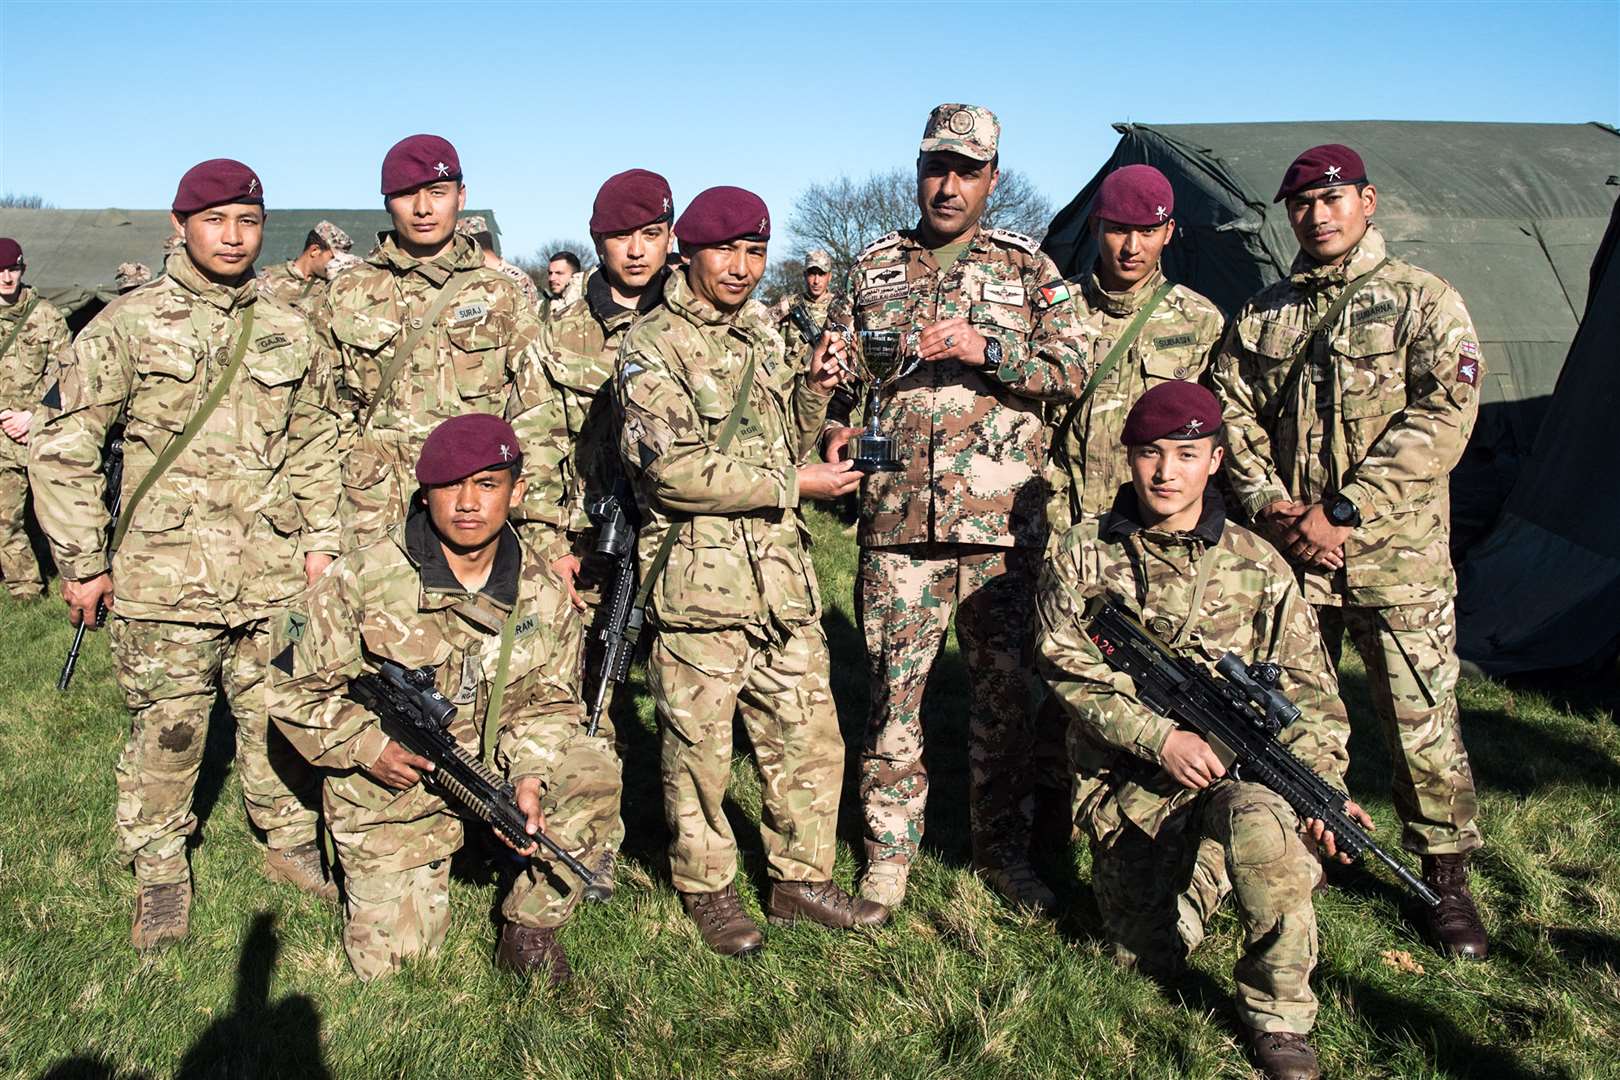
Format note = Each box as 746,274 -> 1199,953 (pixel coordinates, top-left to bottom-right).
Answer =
1210,224 -> 1482,856
1048,268 -> 1224,527
1037,486 -> 1350,1035
28,249 -> 340,886
0,285 -> 70,598
826,224 -> 1089,869
616,269 -> 842,894
268,511 -> 617,980
319,232 -> 570,553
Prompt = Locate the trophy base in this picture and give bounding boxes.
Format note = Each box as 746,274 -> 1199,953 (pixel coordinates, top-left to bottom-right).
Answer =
850,433 -> 904,474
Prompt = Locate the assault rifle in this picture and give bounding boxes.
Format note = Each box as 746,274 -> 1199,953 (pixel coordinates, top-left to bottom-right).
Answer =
584,491 -> 639,737
57,432 -> 124,691
788,303 -> 860,422
1083,595 -> 1440,908
349,659 -> 596,885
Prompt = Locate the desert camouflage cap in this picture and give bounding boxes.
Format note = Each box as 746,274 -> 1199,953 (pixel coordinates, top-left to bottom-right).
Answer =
115,262 -> 153,289
162,234 -> 185,255
455,215 -> 491,237
805,249 -> 833,272
324,251 -> 363,279
314,220 -> 353,252
919,103 -> 999,162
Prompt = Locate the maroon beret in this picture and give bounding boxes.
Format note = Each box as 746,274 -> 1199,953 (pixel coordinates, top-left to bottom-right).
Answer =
1121,381 -> 1223,445
590,169 -> 674,234
416,413 -> 522,486
1274,144 -> 1367,203
381,134 -> 462,197
674,186 -> 770,246
172,159 -> 263,214
0,238 -> 21,269
1092,164 -> 1174,227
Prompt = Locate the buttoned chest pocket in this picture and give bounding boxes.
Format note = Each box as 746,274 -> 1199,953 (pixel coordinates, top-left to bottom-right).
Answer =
1333,322 -> 1405,418
971,299 -> 1032,340
1140,346 -> 1200,387
1236,317 -> 1308,408
129,341 -> 200,434
241,340 -> 312,467
446,313 -> 513,402
329,308 -> 400,400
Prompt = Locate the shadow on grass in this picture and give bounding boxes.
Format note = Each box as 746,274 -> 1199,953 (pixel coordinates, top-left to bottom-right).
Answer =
37,912 -> 327,1080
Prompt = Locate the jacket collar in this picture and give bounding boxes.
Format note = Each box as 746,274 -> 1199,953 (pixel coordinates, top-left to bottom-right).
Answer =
0,285 -> 36,318
665,267 -> 741,328
1083,266 -> 1167,318
163,250 -> 258,312
1099,483 -> 1226,547
1289,223 -> 1388,291
401,507 -> 522,613
587,264 -> 668,325
373,231 -> 483,285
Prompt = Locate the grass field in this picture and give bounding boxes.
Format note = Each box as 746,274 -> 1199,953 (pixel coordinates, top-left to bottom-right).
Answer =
2,505 -> 1618,1079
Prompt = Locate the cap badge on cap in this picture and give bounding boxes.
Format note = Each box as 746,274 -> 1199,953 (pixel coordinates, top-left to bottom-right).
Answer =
758,217 -> 767,232
499,443 -> 512,461
947,109 -> 975,135
1155,205 -> 1168,222
1325,165 -> 1342,182
248,178 -> 259,195
662,196 -> 672,213
434,161 -> 450,177
1185,418 -> 1204,433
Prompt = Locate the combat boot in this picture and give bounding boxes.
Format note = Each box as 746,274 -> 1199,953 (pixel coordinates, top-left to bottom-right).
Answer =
495,924 -> 571,986
582,850 -> 616,904
1245,1029 -> 1320,1080
264,842 -> 339,902
1422,853 -> 1488,959
978,860 -> 1057,916
768,880 -> 889,929
679,883 -> 764,958
131,880 -> 192,951
858,861 -> 910,908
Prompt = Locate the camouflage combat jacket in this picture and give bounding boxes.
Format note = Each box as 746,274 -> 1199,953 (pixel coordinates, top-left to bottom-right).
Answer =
256,260 -> 327,315
1048,269 -> 1224,527
539,268 -> 667,536
492,257 -> 542,311
830,225 -> 1089,549
269,514 -> 584,849
319,233 -> 570,542
1210,227 -> 1481,606
1036,487 -> 1350,842
778,291 -> 837,361
616,270 -> 829,636
0,287 -> 71,467
28,252 -> 341,624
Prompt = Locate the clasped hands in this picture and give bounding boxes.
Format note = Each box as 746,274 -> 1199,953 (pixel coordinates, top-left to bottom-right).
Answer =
1259,499 -> 1351,571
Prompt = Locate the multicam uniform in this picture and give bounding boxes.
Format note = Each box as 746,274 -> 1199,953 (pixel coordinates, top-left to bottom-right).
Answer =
829,224 -> 1089,869
319,232 -> 570,553
1210,225 -> 1483,856
269,512 -> 616,979
0,286 -> 70,598
28,250 -> 339,886
616,270 -> 842,894
255,260 -> 328,315
1037,488 -> 1350,1036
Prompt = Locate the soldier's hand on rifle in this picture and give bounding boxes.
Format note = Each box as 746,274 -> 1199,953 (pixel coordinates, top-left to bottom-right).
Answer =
63,572 -> 115,630
798,459 -> 863,500
366,739 -> 435,790
1304,799 -> 1374,864
917,317 -> 987,365
1161,729 -> 1227,790
549,553 -> 587,612
822,425 -> 860,463
498,776 -> 547,857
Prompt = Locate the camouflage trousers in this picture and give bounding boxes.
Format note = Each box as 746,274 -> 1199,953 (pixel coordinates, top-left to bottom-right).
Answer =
1091,781 -> 1323,1034
325,730 -> 619,981
857,543 -> 1051,867
0,459 -> 44,598
649,623 -> 842,894
1317,599 -> 1482,855
110,616 -> 320,885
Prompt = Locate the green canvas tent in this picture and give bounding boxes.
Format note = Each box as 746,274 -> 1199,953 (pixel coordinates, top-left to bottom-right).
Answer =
1043,121 -> 1620,554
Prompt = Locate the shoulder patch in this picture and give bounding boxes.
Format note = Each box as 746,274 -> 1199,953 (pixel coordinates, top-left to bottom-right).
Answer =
985,228 -> 1041,254
857,231 -> 903,260
1036,280 -> 1071,309
40,380 -> 61,410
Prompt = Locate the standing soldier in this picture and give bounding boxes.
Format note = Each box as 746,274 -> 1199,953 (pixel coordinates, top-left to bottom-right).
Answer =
270,414 -> 618,982
29,160 -> 342,949
616,186 -> 881,957
824,104 -> 1089,912
320,134 -> 568,553
1209,145 -> 1488,958
777,248 -> 838,359
0,238 -> 71,601
256,220 -> 353,314
456,215 -> 543,311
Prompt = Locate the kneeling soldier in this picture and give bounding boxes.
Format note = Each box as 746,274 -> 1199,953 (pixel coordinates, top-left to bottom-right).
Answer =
270,414 -> 618,982
1037,382 -> 1371,1080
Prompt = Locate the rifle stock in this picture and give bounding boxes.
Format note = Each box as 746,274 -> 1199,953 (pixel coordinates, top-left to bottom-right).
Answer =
57,435 -> 123,691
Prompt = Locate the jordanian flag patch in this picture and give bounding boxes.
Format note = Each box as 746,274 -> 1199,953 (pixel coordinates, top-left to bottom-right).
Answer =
1037,280 -> 1071,308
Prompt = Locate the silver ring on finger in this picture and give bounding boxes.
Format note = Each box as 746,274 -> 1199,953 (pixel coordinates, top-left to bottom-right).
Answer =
945,335 -> 955,348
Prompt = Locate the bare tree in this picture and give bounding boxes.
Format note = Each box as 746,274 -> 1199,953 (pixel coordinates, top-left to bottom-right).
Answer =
512,240 -> 599,290
0,193 -> 51,209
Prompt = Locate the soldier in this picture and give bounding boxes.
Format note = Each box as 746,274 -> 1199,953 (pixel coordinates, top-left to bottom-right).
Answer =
1038,381 -> 1369,1080
823,104 -> 1089,912
456,215 -> 542,311
777,248 -> 838,359
1209,145 -> 1488,958
319,133 -> 569,554
115,262 -> 154,294
28,160 -> 341,949
616,186 -> 882,957
545,251 -> 583,312
270,413 -> 617,982
256,220 -> 353,313
0,238 -> 71,602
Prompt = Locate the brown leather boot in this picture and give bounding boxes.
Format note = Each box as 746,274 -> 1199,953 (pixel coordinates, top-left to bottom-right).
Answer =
131,881 -> 192,951
1423,853 -> 1488,959
680,884 -> 764,957
495,924 -> 572,985
768,880 -> 889,929
264,842 -> 339,902
582,850 -> 616,904
1246,1029 -> 1320,1080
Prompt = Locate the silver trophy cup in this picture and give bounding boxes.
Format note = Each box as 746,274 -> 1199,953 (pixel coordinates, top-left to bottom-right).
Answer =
849,330 -> 920,473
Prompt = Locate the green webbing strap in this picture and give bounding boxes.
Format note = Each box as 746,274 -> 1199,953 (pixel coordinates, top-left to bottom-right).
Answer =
361,272 -> 471,431
110,304 -> 256,555
629,352 -> 761,618
1266,257 -> 1390,424
483,602 -> 521,768
0,297 -> 40,363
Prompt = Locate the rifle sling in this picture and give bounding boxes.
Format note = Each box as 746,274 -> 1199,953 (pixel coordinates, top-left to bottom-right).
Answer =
483,592 -> 521,769
1264,257 -> 1389,424
361,272 -> 471,431
0,296 -> 40,364
110,303 -> 256,556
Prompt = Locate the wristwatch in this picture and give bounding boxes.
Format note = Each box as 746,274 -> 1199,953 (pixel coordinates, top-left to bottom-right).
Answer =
980,336 -> 1004,375
1326,493 -> 1362,528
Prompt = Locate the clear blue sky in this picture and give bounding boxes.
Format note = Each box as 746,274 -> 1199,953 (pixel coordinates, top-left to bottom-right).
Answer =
2,0 -> 1616,260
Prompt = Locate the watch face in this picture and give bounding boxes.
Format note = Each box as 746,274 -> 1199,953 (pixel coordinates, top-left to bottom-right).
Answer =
1330,498 -> 1354,525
